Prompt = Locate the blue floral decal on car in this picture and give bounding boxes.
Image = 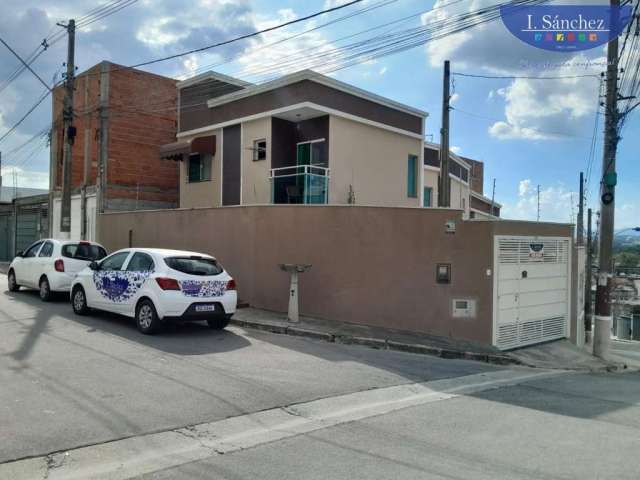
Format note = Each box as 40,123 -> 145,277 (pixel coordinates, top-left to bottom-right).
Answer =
180,280 -> 227,298
93,271 -> 152,303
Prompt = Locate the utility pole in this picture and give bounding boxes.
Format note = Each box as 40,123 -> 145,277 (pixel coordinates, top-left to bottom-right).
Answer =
585,208 -> 593,336
577,171 -> 584,246
594,0 -> 620,358
59,19 -> 75,239
438,60 -> 451,207
537,184 -> 541,221
490,178 -> 496,217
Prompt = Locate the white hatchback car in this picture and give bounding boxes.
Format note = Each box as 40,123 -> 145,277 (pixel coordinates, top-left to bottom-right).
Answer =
8,239 -> 107,301
70,248 -> 237,334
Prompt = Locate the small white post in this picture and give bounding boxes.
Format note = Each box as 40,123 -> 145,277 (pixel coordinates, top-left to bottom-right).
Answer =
279,264 -> 312,323
288,270 -> 299,323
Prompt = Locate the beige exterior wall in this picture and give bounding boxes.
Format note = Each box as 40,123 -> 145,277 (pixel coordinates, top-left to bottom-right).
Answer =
450,176 -> 470,218
424,167 -> 439,207
423,167 -> 469,217
241,117 -> 272,204
328,115 -> 422,206
179,128 -> 222,208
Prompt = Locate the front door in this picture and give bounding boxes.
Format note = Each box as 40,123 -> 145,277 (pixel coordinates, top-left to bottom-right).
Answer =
296,140 -> 327,204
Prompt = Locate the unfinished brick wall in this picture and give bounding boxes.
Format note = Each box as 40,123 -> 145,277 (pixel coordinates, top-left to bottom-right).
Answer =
52,61 -> 179,209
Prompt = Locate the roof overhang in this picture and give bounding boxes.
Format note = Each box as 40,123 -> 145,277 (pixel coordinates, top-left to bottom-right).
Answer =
206,70 -> 428,119
471,190 -> 502,208
423,141 -> 471,170
177,71 -> 252,90
160,135 -> 216,161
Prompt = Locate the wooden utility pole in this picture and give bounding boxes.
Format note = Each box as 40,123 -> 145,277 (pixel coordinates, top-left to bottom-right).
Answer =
594,0 -> 620,358
59,19 -> 75,238
585,208 -> 593,335
577,172 -> 584,246
537,184 -> 541,221
438,60 -> 451,207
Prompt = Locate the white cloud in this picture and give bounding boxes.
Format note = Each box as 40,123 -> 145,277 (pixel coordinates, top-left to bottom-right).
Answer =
421,0 -> 604,141
1,166 -> 49,189
379,66 -> 387,76
502,179 -> 577,223
450,145 -> 462,154
450,92 -> 460,105
617,203 -> 640,230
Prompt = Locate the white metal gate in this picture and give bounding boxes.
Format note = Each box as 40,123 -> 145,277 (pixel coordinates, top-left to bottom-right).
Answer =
493,236 -> 571,350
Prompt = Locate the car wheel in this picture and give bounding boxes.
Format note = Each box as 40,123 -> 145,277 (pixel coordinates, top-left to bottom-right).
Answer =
72,286 -> 89,315
207,315 -> 231,330
39,276 -> 52,302
7,270 -> 19,292
136,299 -> 160,335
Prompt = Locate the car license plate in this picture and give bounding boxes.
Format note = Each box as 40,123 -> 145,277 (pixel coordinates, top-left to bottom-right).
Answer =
195,304 -> 216,312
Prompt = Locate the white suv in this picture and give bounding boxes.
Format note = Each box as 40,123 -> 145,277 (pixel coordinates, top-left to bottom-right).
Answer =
70,248 -> 237,334
8,239 -> 107,301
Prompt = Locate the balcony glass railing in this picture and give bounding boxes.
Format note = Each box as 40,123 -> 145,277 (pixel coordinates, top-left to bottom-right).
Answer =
269,165 -> 330,204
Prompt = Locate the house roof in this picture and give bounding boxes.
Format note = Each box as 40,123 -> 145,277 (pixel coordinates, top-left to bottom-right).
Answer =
205,70 -> 428,118
177,71 -> 252,90
423,142 -> 472,170
471,190 -> 502,208
0,186 -> 48,203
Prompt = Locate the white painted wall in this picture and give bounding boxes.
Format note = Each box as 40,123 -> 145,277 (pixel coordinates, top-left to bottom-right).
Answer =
52,194 -> 97,241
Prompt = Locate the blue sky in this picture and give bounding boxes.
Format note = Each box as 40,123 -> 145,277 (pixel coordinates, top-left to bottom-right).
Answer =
0,0 -> 638,227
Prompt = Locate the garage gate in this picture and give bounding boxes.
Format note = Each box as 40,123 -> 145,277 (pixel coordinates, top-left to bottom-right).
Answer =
493,236 -> 571,350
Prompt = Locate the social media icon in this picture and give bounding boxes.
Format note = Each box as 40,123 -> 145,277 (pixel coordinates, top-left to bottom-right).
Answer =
534,33 -> 543,41
567,32 -> 575,41
589,33 -> 598,41
556,33 -> 565,42
578,33 -> 586,41
545,33 -> 553,41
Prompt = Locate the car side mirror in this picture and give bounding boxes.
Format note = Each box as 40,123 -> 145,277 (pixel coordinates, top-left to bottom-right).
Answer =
15,250 -> 23,258
89,261 -> 100,271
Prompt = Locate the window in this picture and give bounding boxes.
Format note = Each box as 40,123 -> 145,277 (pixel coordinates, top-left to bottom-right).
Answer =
423,187 -> 433,207
188,154 -> 211,182
253,139 -> 267,161
407,155 -> 418,198
126,252 -> 155,272
38,241 -> 54,257
165,257 -> 223,276
62,243 -> 107,261
100,251 -> 130,271
23,241 -> 43,258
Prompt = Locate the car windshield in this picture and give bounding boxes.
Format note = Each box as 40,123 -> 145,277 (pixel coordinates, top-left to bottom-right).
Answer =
164,256 -> 223,276
62,243 -> 107,261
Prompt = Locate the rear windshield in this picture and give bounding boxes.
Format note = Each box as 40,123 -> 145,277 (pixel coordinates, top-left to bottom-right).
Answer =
164,257 -> 223,276
62,243 -> 107,261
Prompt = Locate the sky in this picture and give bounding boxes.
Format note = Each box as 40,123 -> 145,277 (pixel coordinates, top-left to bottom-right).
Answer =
0,0 -> 638,227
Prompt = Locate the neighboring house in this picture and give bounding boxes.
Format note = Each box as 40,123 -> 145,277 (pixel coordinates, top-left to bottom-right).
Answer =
0,194 -> 49,261
162,70 -> 427,208
50,61 -> 179,241
423,142 -> 501,219
0,186 -> 48,204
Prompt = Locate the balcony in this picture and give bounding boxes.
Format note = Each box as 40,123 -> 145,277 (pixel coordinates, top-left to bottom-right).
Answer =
270,165 -> 330,204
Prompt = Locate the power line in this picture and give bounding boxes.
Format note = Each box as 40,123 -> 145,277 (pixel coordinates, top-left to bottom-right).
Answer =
0,36 -> 52,92
452,72 -> 601,80
0,88 -> 51,145
128,0 -> 365,70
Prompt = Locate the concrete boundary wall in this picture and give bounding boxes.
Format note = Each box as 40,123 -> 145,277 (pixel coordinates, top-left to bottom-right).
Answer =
99,206 -> 572,345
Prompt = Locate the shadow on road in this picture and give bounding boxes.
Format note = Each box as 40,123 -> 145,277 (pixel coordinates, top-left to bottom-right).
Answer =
2,288 -> 250,359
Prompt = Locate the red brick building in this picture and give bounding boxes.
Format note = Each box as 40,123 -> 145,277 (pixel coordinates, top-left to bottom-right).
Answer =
50,61 -> 178,240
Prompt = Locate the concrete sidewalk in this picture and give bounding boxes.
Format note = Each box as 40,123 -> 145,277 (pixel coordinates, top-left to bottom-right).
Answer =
232,309 -> 631,372
232,308 -> 517,366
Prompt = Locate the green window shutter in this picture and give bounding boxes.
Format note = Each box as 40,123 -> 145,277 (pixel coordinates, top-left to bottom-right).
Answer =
407,155 -> 417,198
423,187 -> 432,207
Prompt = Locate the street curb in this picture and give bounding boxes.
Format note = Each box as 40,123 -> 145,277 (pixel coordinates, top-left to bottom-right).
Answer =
229,318 -> 522,366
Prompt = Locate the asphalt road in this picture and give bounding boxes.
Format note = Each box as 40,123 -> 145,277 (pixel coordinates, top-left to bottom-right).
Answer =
0,276 -> 496,464
3,275 -> 640,479
141,370 -> 640,480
